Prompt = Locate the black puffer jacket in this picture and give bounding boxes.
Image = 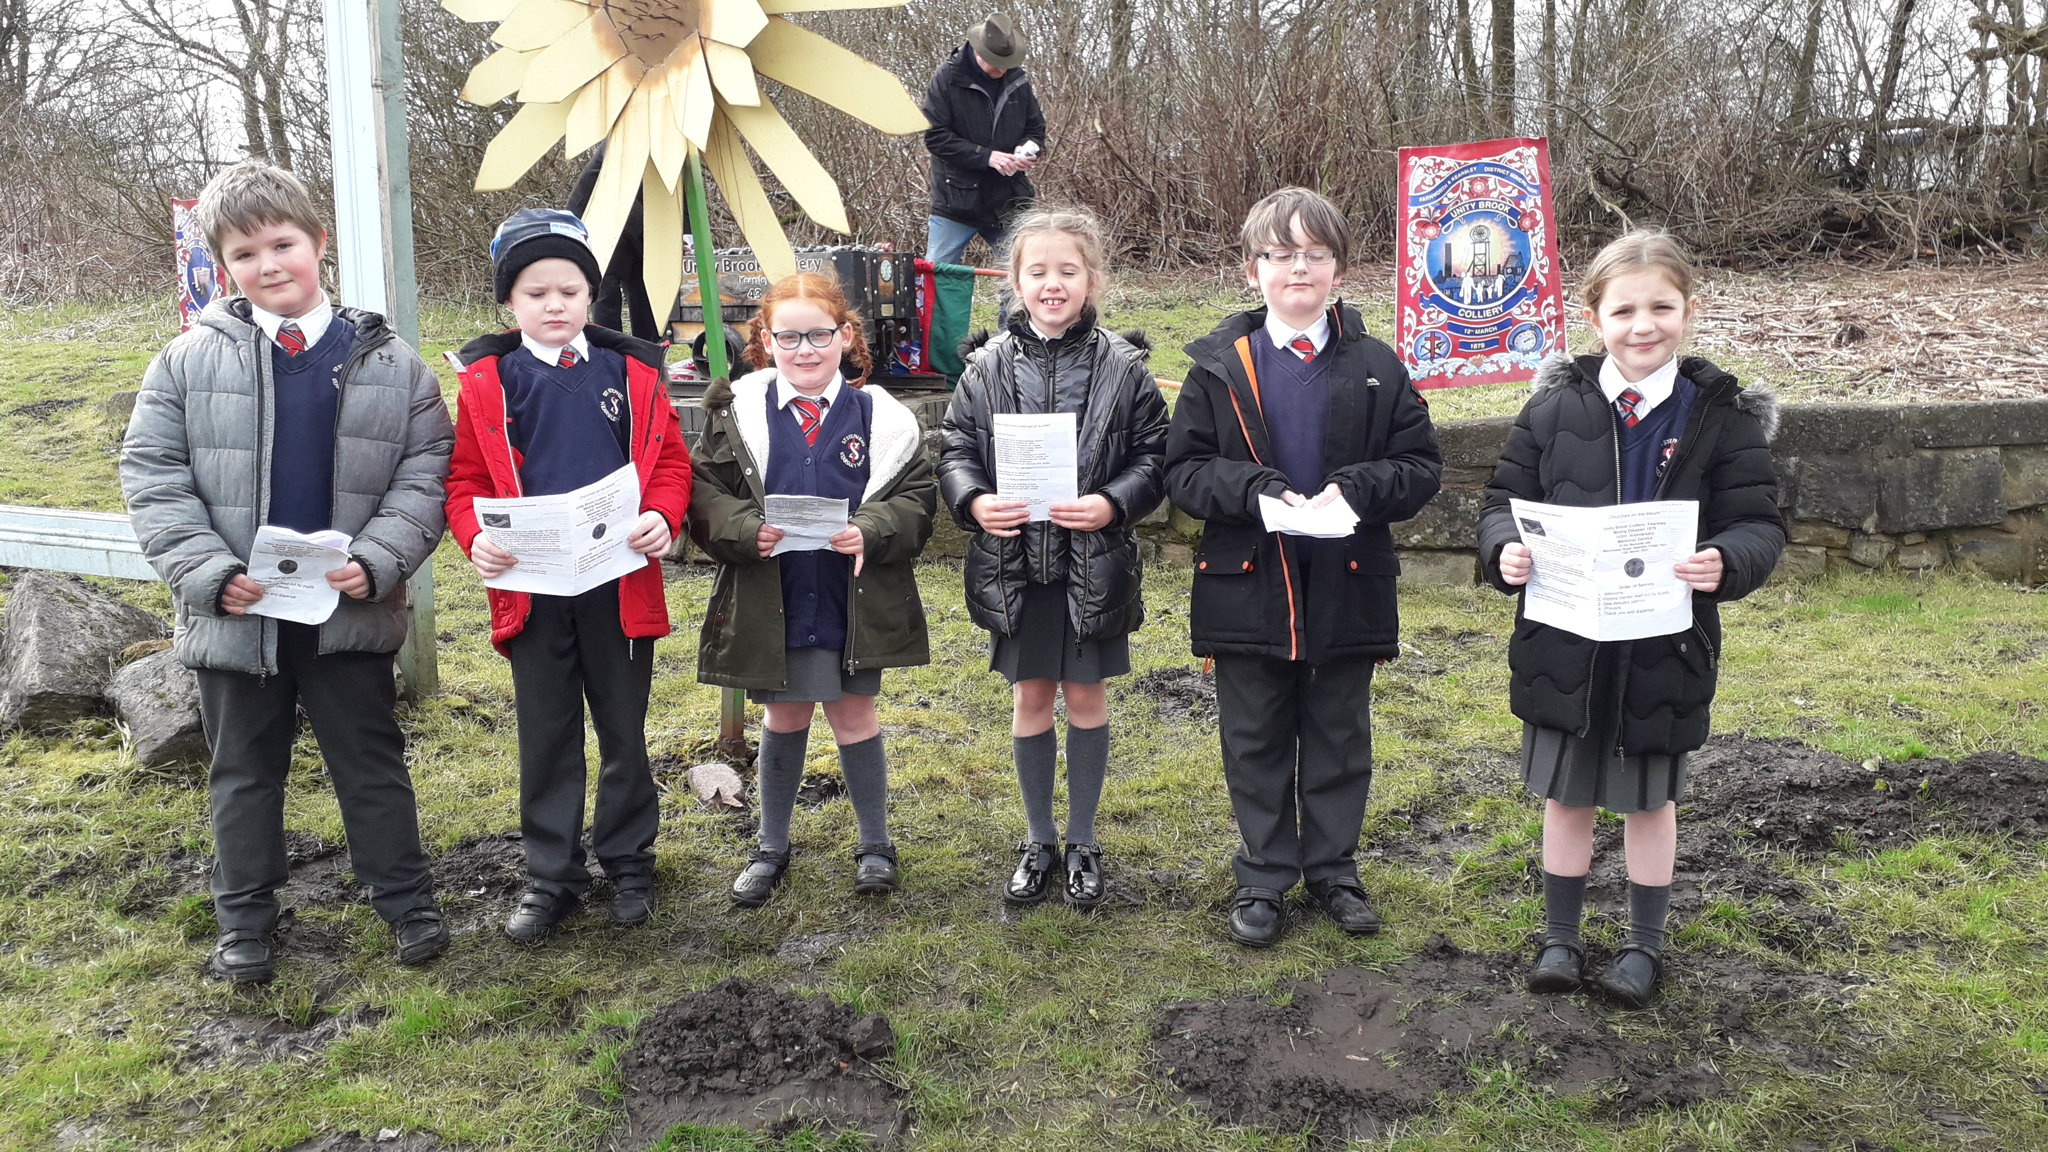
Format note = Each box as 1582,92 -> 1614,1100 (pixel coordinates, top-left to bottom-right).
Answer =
921,43 -> 1046,229
1164,304 -> 1442,663
938,310 -> 1169,641
1478,354 -> 1786,755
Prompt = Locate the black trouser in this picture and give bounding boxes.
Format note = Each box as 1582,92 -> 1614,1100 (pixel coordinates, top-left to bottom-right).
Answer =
1212,653 -> 1376,891
195,622 -> 434,933
506,582 -> 657,899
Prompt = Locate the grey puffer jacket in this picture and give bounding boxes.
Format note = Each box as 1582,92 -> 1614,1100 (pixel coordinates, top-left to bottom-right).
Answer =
937,312 -> 1169,642
120,297 -> 454,675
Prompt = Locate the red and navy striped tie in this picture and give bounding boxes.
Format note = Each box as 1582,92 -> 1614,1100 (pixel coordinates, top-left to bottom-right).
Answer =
1288,335 -> 1316,363
557,346 -> 578,369
1616,387 -> 1644,428
277,321 -> 306,356
791,397 -> 827,445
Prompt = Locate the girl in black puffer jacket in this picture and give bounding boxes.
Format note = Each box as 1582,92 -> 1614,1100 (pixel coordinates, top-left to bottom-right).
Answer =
938,209 -> 1170,909
1479,231 -> 1785,1008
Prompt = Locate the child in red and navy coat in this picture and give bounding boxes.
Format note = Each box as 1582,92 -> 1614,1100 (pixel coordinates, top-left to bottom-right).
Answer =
445,208 -> 692,942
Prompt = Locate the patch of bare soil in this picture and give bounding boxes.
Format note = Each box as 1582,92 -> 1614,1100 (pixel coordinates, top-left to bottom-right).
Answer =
274,1133 -> 465,1151
1132,665 -> 1215,722
170,1004 -> 388,1070
618,978 -> 904,1148
1154,935 -> 1865,1142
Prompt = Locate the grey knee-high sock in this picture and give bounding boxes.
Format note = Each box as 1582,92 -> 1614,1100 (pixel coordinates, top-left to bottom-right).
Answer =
1627,881 -> 1672,952
836,734 -> 891,848
1013,729 -> 1059,845
1543,870 -> 1588,945
1063,722 -> 1109,845
755,726 -> 809,853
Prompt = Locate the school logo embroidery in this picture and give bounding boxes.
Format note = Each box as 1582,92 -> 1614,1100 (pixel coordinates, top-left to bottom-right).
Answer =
599,387 -> 625,423
1659,437 -> 1680,473
838,432 -> 867,469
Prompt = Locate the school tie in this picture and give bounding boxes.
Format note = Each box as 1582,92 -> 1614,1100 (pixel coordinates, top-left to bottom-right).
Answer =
791,396 -> 827,445
1616,387 -> 1644,428
557,345 -> 578,369
277,321 -> 306,356
1288,335 -> 1316,363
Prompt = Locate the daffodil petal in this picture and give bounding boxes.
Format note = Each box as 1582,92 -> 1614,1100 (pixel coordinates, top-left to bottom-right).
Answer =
562,68 -> 613,157
490,0 -> 594,52
676,50 -> 715,151
516,11 -> 626,104
584,88 -> 653,267
701,0 -> 770,50
459,45 -> 537,105
701,39 -> 759,106
705,112 -> 796,280
640,166 -> 685,326
647,66 -> 688,192
474,98 -> 571,191
746,17 -> 925,135
759,0 -> 908,11
725,95 -> 849,234
442,0 -> 519,22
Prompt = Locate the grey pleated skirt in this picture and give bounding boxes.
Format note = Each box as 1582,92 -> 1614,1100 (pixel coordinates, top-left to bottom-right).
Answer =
748,646 -> 882,704
988,580 -> 1132,685
1520,723 -> 1688,813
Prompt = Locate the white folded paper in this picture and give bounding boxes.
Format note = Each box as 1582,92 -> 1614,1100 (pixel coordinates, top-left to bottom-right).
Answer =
1257,493 -> 1360,538
1510,497 -> 1697,641
247,526 -> 354,625
993,412 -> 1078,522
472,461 -> 646,597
765,494 -> 850,556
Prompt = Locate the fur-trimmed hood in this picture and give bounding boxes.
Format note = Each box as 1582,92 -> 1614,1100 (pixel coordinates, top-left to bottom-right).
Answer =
1533,353 -> 1779,442
703,367 -> 924,501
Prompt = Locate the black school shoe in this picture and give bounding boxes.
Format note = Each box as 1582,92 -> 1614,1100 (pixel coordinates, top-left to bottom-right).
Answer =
1308,878 -> 1383,935
1063,842 -> 1105,908
1004,841 -> 1060,906
852,843 -> 899,895
731,848 -> 791,908
1525,939 -> 1585,993
1227,886 -> 1286,948
608,882 -> 657,926
503,887 -> 579,942
208,929 -> 276,984
1595,944 -> 1665,1009
393,908 -> 450,965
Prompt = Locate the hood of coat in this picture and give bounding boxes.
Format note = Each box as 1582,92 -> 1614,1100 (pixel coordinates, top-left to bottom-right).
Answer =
1532,352 -> 1780,442
199,294 -> 394,350
708,367 -> 923,502
958,317 -> 1154,363
449,323 -> 666,373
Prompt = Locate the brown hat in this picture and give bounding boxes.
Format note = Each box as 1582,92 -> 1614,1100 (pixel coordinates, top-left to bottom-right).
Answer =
966,13 -> 1025,69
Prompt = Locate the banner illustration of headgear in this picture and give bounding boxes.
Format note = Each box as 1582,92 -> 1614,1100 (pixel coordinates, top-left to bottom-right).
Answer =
445,0 -> 929,310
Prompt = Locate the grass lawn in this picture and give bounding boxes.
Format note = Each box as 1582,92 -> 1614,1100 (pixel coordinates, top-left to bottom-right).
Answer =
0,298 -> 2045,1150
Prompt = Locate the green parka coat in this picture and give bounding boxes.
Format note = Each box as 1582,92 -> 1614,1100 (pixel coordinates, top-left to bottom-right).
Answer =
687,368 -> 937,690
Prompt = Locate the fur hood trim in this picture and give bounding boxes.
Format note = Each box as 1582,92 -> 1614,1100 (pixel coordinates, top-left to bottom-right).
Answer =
715,367 -> 923,502
1531,352 -> 1780,443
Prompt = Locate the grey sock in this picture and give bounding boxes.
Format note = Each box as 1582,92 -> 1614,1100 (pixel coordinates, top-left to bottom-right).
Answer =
836,734 -> 891,848
1063,722 -> 1109,845
1013,729 -> 1059,845
755,725 -> 809,853
1627,881 -> 1672,952
1542,869 -> 1588,946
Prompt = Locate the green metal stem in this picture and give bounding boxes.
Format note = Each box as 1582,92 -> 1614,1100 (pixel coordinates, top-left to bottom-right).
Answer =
686,151 -> 746,747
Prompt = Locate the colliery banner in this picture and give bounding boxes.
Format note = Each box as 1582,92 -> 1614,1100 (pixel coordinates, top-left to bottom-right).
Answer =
1394,137 -> 1565,388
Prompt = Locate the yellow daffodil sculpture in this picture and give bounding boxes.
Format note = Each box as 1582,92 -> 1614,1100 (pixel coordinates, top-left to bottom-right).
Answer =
444,0 -> 928,309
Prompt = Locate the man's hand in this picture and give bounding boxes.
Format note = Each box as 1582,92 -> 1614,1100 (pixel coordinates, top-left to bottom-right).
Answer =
221,573 -> 266,614
987,151 -> 1025,176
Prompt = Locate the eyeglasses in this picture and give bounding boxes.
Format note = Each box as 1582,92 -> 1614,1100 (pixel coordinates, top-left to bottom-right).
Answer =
767,327 -> 842,350
1255,248 -> 1337,266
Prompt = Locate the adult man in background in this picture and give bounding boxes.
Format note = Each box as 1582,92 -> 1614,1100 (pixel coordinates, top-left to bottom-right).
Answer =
922,13 -> 1046,267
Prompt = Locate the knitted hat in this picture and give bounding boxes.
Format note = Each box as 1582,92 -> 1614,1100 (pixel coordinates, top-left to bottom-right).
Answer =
490,208 -> 602,303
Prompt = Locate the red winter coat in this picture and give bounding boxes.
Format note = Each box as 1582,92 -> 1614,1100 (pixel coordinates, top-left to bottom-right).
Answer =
445,326 -> 692,652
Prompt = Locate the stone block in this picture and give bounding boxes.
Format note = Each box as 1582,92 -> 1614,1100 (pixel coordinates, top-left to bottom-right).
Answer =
2003,445 -> 2048,510
1436,416 -> 1515,470
1157,541 -> 1194,568
1769,545 -> 1829,583
924,514 -> 970,561
109,648 -> 206,769
1783,454 -> 1879,528
1907,399 -> 2048,448
1876,448 -> 2007,533
1394,485 -> 1486,550
1166,506 -> 1204,543
1896,540 -> 1945,570
1396,549 -> 1476,586
1775,404 -> 1905,454
1786,520 -> 1851,549
1946,528 -> 2028,582
0,572 -> 165,731
1848,533 -> 1896,568
1138,501 -> 1172,528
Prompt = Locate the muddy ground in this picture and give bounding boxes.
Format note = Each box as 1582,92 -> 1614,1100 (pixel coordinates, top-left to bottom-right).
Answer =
616,978 -> 903,1148
1154,733 -> 2048,1140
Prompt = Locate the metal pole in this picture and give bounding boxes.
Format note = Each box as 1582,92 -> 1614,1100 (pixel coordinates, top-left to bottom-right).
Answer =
685,152 -> 747,749
326,0 -> 437,700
